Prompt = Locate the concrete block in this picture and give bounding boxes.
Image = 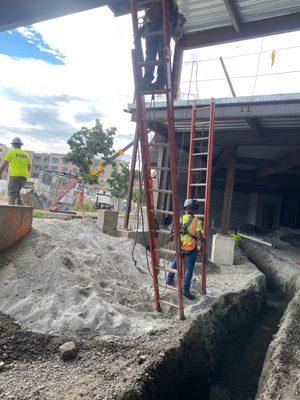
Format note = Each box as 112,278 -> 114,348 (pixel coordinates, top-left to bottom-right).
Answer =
0,205 -> 33,253
117,229 -> 149,246
211,234 -> 235,265
97,210 -> 119,235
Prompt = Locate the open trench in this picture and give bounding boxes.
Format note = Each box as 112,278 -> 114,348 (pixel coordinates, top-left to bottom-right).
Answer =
124,254 -> 290,400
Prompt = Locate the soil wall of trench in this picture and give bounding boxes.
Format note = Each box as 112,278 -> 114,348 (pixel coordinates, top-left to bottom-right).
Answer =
120,272 -> 266,400
241,241 -> 300,400
118,241 -> 300,400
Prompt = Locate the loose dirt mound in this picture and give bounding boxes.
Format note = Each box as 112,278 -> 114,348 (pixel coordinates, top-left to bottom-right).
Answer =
0,219 -> 171,337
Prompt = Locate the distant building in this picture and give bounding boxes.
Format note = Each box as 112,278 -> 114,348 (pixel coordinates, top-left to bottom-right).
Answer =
30,152 -> 80,179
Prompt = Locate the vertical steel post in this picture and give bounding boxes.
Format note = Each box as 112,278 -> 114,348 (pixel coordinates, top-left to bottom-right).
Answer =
201,100 -> 215,294
186,104 -> 197,198
162,0 -> 184,319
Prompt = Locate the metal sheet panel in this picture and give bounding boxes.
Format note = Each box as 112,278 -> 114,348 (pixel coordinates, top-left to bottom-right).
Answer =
177,0 -> 232,33
237,0 -> 300,23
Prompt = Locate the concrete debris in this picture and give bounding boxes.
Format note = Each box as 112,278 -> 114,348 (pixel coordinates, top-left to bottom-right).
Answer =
137,355 -> 147,365
59,341 -> 77,361
0,361 -> 13,372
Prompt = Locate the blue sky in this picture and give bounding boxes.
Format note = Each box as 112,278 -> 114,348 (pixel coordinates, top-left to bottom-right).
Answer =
0,28 -> 65,65
0,6 -> 299,154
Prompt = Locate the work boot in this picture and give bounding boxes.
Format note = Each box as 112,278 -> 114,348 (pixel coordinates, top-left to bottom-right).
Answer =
139,75 -> 154,91
183,290 -> 195,300
151,77 -> 165,91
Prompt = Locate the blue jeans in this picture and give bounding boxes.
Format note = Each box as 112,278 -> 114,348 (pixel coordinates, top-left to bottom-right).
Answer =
168,248 -> 198,292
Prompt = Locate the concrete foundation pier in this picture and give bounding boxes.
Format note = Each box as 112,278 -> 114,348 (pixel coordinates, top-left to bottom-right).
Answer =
211,234 -> 235,265
0,205 -> 33,252
97,210 -> 119,235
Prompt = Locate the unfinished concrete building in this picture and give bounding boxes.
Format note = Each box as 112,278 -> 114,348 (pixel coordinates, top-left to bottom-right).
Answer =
0,1 -> 300,400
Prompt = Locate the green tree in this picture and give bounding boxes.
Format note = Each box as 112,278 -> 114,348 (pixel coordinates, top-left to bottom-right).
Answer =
64,119 -> 116,184
132,188 -> 141,203
107,162 -> 130,200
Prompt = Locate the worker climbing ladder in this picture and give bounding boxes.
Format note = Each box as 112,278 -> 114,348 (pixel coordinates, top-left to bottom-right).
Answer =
130,0 -> 185,319
186,101 -> 216,294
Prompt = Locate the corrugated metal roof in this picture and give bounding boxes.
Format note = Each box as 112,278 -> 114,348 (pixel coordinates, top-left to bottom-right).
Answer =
177,0 -> 231,33
237,0 -> 300,23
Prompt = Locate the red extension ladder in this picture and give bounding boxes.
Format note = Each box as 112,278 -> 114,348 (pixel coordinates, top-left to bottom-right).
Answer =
130,0 -> 185,319
186,101 -> 216,294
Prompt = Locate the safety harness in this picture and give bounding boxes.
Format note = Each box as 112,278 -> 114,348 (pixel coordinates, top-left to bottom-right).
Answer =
180,215 -> 198,242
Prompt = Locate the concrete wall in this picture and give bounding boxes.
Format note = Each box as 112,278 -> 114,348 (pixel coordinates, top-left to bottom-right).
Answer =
0,205 -> 33,253
247,193 -> 282,231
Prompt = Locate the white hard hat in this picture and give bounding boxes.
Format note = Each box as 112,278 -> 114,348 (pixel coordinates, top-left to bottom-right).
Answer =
184,199 -> 195,209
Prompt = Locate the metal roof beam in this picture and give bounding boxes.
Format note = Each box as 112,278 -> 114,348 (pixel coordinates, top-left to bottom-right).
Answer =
180,12 -> 300,50
215,130 -> 300,146
222,0 -> 242,33
256,150 -> 300,179
0,0 -> 107,32
135,102 -> 300,121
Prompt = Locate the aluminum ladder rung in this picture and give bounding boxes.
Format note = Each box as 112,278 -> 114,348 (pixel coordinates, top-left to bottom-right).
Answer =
155,248 -> 176,256
195,214 -> 205,218
146,30 -> 164,37
148,143 -> 168,148
155,265 -> 177,274
149,166 -> 170,171
166,285 -> 178,293
191,168 -> 207,171
139,88 -> 166,95
160,300 -> 179,309
190,183 -> 206,187
148,188 -> 172,194
194,198 -> 205,202
193,152 -> 208,156
150,209 -> 173,215
151,228 -> 171,235
138,60 -> 163,67
193,137 -> 209,141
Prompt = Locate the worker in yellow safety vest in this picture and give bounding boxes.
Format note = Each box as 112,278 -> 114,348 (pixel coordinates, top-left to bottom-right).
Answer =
167,199 -> 204,300
0,137 -> 31,206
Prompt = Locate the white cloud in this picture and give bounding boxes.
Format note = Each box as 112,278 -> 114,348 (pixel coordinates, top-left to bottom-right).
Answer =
0,7 -> 300,155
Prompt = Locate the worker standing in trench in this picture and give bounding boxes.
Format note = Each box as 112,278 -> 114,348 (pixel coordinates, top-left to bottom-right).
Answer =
167,199 -> 204,300
135,0 -> 185,91
0,137 -> 31,206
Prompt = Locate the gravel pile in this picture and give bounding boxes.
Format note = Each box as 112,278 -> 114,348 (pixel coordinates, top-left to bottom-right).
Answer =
0,219 -> 171,337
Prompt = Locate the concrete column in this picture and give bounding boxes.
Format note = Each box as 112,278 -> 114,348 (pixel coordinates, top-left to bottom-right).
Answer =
97,210 -> 119,236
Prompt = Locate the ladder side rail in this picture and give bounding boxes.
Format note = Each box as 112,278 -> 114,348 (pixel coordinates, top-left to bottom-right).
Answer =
162,0 -> 184,320
130,0 -> 161,312
201,99 -> 216,294
187,104 -> 197,199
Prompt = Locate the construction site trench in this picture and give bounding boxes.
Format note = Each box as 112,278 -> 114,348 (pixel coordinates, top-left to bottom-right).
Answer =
0,219 -> 299,400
